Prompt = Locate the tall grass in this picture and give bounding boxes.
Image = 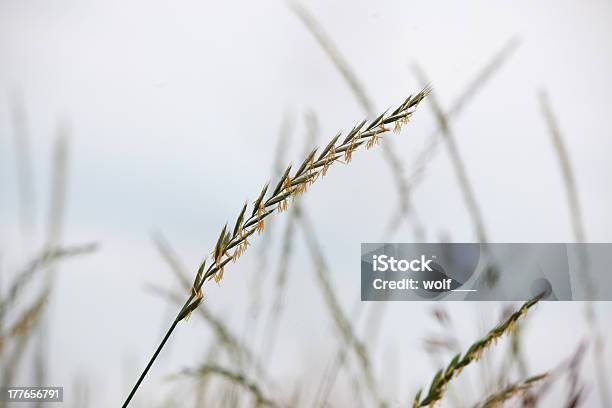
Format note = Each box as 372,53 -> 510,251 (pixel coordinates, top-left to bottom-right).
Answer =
413,294 -> 543,407
412,63 -> 489,244
9,92 -> 36,245
387,38 -> 520,238
0,243 -> 97,408
181,364 -> 279,408
472,373 -> 548,408
121,87 -> 430,407
539,90 -> 611,407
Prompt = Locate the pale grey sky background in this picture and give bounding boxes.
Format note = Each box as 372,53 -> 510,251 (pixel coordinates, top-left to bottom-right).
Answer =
1,0 -> 612,406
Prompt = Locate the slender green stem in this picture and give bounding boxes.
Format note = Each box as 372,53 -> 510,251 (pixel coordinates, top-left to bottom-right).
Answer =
121,295 -> 193,407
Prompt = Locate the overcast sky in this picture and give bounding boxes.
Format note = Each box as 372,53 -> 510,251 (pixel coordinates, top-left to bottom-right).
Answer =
1,0 -> 612,406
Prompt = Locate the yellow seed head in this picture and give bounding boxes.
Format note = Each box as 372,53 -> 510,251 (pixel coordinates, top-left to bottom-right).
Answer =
294,182 -> 308,196
234,238 -> 250,261
255,218 -> 265,234
393,121 -> 402,133
344,145 -> 355,163
233,244 -> 244,261
278,199 -> 288,212
214,267 -> 224,284
283,175 -> 292,190
256,203 -> 265,218
366,134 -> 380,149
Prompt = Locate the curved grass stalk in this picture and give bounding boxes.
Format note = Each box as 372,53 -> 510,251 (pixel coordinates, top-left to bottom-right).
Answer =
472,373 -> 547,408
386,38 -> 519,238
0,243 -> 97,393
299,209 -> 383,406
0,243 -> 98,323
181,364 -> 279,408
414,294 -> 543,407
412,63 -> 489,244
121,87 -> 430,407
539,90 -> 610,407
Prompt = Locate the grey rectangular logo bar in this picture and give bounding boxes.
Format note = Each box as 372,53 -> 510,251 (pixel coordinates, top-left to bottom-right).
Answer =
0,387 -> 63,402
361,243 -> 611,301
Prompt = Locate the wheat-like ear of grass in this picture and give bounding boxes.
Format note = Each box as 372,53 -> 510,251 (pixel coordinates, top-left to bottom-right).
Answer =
413,294 -> 543,407
121,87 -> 430,407
472,373 -> 547,408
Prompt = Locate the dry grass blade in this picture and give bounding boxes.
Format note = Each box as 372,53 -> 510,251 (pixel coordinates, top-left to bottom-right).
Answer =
0,242 -> 96,400
538,91 -> 586,245
10,91 -> 37,243
447,38 -> 520,121
472,373 -> 548,408
412,63 -> 489,244
564,340 -> 587,408
0,243 -> 98,322
1,288 -> 50,391
387,38 -> 519,237
45,128 -> 69,254
6,289 -> 49,339
122,88 -> 428,407
523,341 -> 588,408
539,91 -> 610,407
314,302 -> 368,408
415,294 -> 543,407
33,128 -> 70,404
192,341 -> 224,406
289,1 -> 372,113
405,38 -> 520,187
298,209 -> 383,407
539,91 -> 596,297
181,364 -> 280,408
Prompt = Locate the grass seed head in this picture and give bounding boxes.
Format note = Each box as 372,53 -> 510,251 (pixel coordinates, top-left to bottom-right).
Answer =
183,87 -> 428,319
366,133 -> 380,149
232,202 -> 248,238
344,142 -> 356,163
278,199 -> 288,212
214,267 -> 224,284
416,293 -> 542,407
